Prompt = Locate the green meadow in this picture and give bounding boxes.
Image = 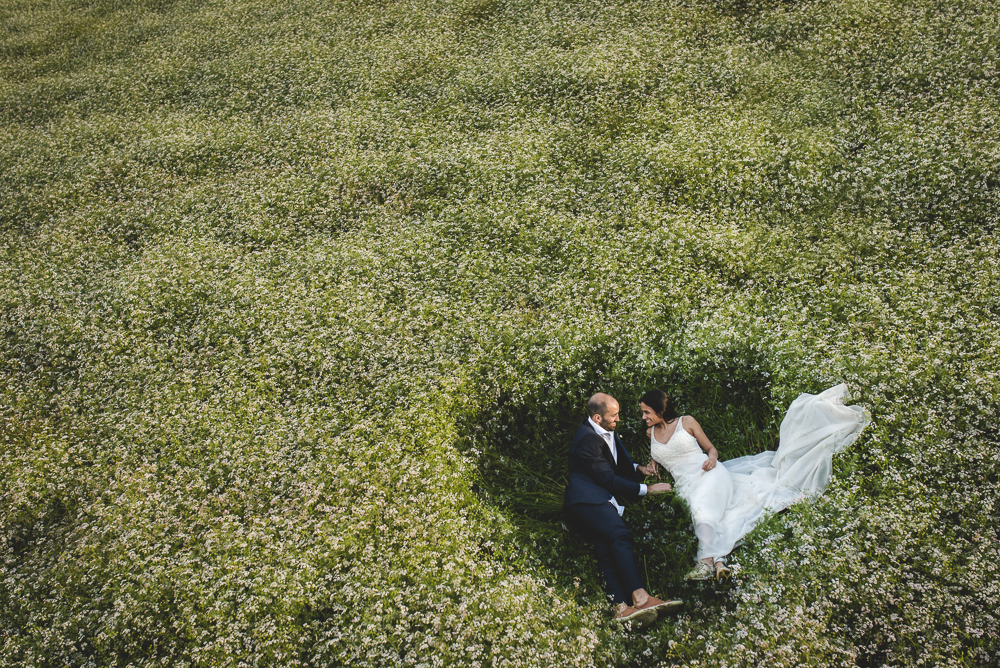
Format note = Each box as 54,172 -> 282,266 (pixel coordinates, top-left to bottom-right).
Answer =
2,0 -> 998,665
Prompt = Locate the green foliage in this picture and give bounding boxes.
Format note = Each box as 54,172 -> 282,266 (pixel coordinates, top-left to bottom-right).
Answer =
2,0 -> 999,665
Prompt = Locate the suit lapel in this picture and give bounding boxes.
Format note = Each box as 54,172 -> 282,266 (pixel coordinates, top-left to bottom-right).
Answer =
604,438 -> 617,468
584,419 -> 617,467
614,433 -> 632,470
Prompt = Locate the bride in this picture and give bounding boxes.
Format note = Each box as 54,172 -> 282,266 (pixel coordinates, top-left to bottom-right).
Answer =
640,384 -> 869,581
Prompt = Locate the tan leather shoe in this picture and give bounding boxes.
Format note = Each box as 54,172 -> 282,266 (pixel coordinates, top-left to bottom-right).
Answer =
613,605 -> 657,628
635,595 -> 684,615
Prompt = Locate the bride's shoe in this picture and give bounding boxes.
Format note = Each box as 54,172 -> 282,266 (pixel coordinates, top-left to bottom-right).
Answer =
714,562 -> 731,581
684,562 -> 713,581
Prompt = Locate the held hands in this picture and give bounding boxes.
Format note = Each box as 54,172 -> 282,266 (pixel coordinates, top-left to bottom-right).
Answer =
639,460 -> 670,494
636,459 -> 660,479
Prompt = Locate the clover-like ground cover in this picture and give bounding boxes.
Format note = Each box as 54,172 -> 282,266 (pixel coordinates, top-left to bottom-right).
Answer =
2,0 -> 998,665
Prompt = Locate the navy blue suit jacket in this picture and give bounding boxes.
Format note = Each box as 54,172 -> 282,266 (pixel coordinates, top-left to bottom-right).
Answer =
563,419 -> 643,508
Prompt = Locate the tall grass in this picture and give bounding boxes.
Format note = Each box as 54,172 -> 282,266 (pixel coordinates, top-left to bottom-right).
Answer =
2,0 -> 998,666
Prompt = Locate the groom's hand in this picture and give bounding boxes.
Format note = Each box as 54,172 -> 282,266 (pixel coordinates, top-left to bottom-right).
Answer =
646,482 -> 672,495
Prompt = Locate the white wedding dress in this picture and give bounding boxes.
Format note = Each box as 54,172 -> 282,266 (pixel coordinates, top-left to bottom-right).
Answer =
650,384 -> 869,561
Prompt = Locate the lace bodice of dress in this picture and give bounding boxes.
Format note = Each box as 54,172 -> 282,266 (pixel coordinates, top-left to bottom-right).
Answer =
650,416 -> 704,474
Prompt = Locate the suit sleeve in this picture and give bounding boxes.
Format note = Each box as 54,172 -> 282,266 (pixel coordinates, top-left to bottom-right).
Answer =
575,434 -> 643,499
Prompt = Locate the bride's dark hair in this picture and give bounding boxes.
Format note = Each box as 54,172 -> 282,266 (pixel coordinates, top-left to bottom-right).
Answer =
640,389 -> 678,422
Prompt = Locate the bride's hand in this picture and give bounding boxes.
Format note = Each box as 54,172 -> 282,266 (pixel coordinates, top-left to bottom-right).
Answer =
702,455 -> 718,472
647,482 -> 672,495
637,459 -> 660,478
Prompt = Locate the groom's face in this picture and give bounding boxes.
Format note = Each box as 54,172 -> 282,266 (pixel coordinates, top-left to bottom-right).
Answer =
594,402 -> 621,431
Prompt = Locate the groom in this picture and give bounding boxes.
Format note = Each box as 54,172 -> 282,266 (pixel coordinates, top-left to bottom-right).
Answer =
563,392 -> 682,626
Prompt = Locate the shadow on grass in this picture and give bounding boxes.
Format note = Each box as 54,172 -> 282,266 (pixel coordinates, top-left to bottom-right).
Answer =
463,344 -> 783,604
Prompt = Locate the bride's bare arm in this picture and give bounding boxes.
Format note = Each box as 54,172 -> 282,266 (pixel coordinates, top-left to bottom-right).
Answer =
685,416 -> 719,471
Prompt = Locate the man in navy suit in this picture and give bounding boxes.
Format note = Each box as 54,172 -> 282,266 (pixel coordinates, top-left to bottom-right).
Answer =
564,392 -> 683,626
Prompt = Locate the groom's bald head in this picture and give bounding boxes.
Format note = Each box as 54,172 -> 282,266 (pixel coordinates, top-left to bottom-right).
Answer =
587,392 -> 619,423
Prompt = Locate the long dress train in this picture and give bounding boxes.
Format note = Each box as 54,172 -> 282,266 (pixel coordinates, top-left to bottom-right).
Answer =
650,383 -> 869,561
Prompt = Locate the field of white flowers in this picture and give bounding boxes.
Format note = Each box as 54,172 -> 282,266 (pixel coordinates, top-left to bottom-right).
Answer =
2,0 -> 998,665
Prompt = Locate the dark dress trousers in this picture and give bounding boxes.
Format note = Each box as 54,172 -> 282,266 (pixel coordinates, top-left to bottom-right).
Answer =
563,419 -> 646,605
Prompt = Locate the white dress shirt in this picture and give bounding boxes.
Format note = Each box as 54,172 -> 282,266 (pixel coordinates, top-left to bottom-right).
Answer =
587,417 -> 647,516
